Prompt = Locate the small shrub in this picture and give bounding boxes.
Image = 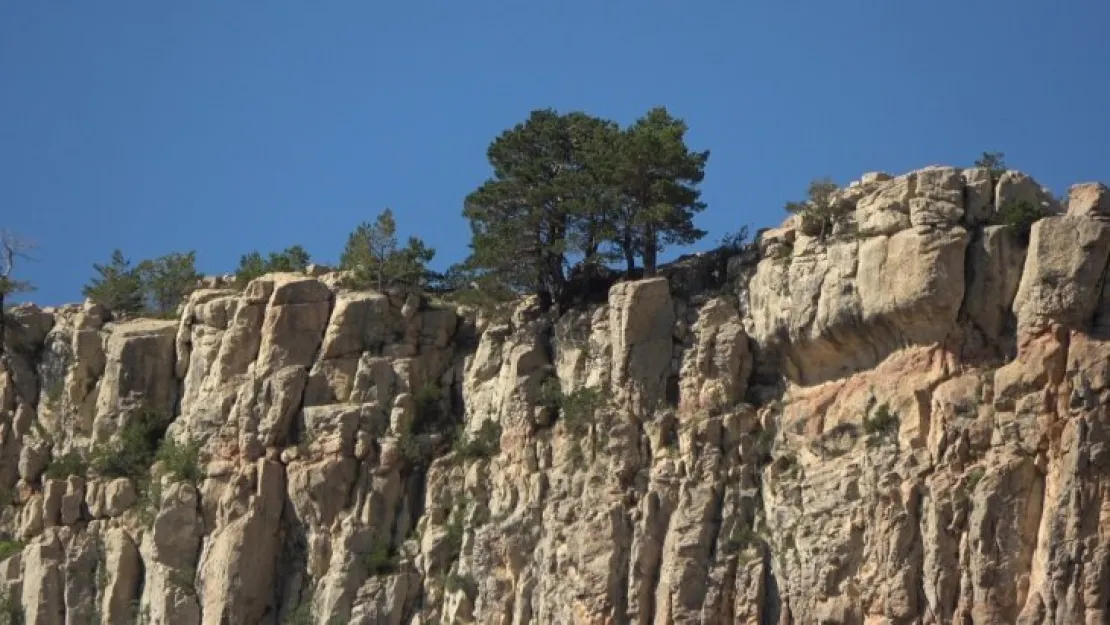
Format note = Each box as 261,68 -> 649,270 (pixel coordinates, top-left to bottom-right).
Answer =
44,452 -> 88,480
560,386 -> 610,435
443,512 -> 465,562
412,384 -> 449,434
0,589 -> 23,625
452,419 -> 502,461
863,403 -> 899,437
958,466 -> 986,503
996,200 -> 1044,241
974,151 -> 1007,179
364,537 -> 398,576
0,539 -> 23,562
283,603 -> 313,625
444,571 -> 475,594
538,378 -> 562,412
784,177 -> 848,240
154,438 -> 202,484
90,406 -> 172,480
42,378 -> 63,407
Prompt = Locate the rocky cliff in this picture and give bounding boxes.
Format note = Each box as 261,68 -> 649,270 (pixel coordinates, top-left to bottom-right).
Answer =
2,166 -> 1110,624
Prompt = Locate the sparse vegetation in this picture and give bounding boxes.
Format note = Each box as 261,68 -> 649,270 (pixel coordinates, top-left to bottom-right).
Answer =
44,451 -> 88,480
996,199 -> 1044,241
364,537 -> 399,577
82,249 -> 146,316
863,402 -> 899,439
452,419 -> 502,460
0,539 -> 23,562
784,177 -> 849,240
89,406 -> 173,480
82,249 -> 200,317
154,437 -> 202,484
974,151 -> 1007,179
233,245 -> 311,288
340,208 -> 435,290
412,384 -> 449,434
562,386 -> 610,431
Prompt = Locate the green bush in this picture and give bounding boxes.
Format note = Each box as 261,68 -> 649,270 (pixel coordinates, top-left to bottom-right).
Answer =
0,539 -> 23,562
155,438 -> 202,484
364,537 -> 398,576
44,452 -> 88,480
560,387 -> 610,434
412,384 -> 449,434
452,419 -> 502,460
863,403 -> 899,437
90,407 -> 172,480
996,200 -> 1044,240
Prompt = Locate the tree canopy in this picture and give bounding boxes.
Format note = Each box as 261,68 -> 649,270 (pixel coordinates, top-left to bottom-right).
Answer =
234,245 -> 311,287
461,106 -> 710,305
340,208 -> 435,290
83,250 -> 146,315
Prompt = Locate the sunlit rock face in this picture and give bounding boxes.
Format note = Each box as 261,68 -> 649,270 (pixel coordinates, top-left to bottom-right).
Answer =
2,166 -> 1110,624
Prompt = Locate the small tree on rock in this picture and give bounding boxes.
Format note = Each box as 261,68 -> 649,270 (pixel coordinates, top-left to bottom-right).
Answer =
137,251 -> 200,315
974,151 -> 1007,179
234,246 -> 311,287
83,250 -> 145,315
784,177 -> 847,240
340,208 -> 435,290
1,231 -> 35,400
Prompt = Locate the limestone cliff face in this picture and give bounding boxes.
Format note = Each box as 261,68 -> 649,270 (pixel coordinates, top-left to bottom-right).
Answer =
2,168 -> 1110,625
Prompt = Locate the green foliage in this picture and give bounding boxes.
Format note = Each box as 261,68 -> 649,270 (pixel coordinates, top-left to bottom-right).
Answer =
462,106 -> 709,302
154,437 -> 202,484
444,571 -> 475,594
363,536 -> 399,576
82,248 -> 201,318
719,225 -> 751,254
340,208 -> 435,290
784,178 -> 848,240
863,403 -> 899,438
44,451 -> 88,480
89,406 -> 172,480
0,588 -> 23,625
996,200 -> 1044,240
82,249 -> 145,315
452,419 -> 502,460
559,386 -> 610,435
974,151 -> 1007,179
615,106 -> 709,276
412,384 -> 449,434
234,245 -> 311,288
136,251 -> 200,315
959,466 -> 986,503
0,539 -> 23,562
282,603 -> 314,625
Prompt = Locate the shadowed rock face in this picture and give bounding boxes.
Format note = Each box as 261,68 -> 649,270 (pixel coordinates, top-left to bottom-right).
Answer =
1,167 -> 1110,624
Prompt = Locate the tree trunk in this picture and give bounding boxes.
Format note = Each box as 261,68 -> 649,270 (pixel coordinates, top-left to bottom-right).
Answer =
622,232 -> 636,276
643,226 -> 658,277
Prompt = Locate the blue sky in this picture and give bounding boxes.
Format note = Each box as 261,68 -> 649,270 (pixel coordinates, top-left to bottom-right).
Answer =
3,1 -> 1108,306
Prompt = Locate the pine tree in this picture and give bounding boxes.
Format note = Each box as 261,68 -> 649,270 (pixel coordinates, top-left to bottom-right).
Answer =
83,250 -> 145,315
137,251 -> 200,315
614,107 -> 709,276
340,208 -> 434,290
1,231 -> 35,401
234,246 -> 311,287
784,178 -> 844,240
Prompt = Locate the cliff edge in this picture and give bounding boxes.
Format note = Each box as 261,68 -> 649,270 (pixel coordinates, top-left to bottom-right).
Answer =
2,166 -> 1110,624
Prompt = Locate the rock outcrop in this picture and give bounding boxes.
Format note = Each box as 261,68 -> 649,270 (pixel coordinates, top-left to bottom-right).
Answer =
1,166 -> 1108,624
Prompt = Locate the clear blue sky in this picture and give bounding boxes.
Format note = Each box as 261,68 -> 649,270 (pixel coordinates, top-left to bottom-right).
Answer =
3,1 -> 1108,306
